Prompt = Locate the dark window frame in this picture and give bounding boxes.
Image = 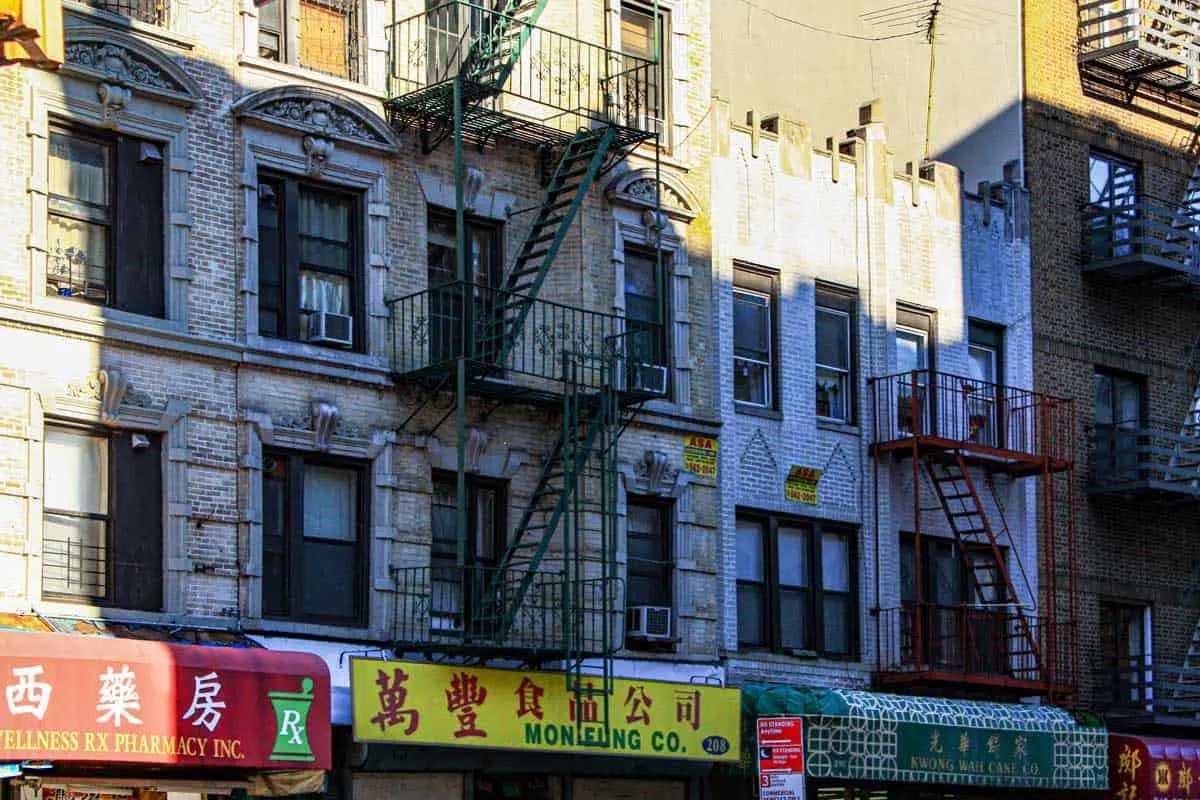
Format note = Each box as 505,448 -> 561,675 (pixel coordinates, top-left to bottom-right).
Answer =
619,0 -> 670,141
430,470 -> 509,567
46,122 -> 166,318
257,172 -> 365,351
625,495 -> 673,609
426,207 -> 505,289
815,284 -> 857,424
41,422 -> 164,612
735,510 -> 858,659
261,449 -> 370,627
623,245 -> 671,391
733,264 -> 780,411
1088,149 -> 1141,208
256,0 -> 364,82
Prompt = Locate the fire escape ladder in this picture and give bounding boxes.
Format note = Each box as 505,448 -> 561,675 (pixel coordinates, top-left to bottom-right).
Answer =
491,355 -> 617,635
924,454 -> 1045,680
461,0 -> 549,91
481,126 -> 617,366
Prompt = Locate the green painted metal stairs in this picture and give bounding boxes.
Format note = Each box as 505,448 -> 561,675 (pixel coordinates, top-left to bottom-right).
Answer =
925,455 -> 1044,679
479,126 -> 617,365
462,0 -> 548,91
490,363 -> 617,634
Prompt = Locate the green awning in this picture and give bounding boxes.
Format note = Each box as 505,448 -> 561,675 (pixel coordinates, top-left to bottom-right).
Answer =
741,685 -> 1108,791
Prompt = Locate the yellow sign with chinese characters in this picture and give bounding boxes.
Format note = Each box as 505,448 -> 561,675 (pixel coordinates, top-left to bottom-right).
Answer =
349,658 -> 741,762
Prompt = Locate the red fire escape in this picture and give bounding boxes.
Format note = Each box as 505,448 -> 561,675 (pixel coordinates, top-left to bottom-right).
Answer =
870,369 -> 1078,703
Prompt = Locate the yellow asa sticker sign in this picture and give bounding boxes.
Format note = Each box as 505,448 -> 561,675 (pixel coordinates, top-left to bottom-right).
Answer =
350,658 -> 741,763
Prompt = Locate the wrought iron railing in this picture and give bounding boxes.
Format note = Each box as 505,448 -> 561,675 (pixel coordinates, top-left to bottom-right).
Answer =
1090,422 -> 1200,494
870,370 -> 1074,464
387,281 -> 665,389
387,0 -> 661,135
41,535 -> 106,599
84,0 -> 167,25
390,564 -> 621,655
1096,656 -> 1200,719
876,605 -> 1075,688
1082,198 -> 1200,280
1078,0 -> 1200,89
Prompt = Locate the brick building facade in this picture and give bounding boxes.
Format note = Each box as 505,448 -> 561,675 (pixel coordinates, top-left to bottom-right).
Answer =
1026,0 -> 1200,719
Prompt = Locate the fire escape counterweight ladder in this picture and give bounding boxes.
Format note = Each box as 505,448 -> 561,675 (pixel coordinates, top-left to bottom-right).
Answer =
923,453 -> 1044,682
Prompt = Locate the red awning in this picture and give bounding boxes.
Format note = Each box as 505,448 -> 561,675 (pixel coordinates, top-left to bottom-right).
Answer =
1110,733 -> 1200,800
0,629 -> 331,769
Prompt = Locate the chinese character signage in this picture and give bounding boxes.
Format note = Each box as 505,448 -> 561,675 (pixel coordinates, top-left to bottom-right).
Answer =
895,723 -> 1054,782
1109,734 -> 1200,800
350,658 -> 740,762
0,630 -> 331,769
758,717 -> 805,800
682,435 -> 718,479
784,466 -> 822,505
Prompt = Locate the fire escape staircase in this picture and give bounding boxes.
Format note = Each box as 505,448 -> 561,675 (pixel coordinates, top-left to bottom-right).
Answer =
924,454 -> 1045,683
480,126 -> 617,366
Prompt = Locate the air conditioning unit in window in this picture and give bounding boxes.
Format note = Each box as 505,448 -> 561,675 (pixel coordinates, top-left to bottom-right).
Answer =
626,605 -> 672,641
307,311 -> 353,347
630,363 -> 668,396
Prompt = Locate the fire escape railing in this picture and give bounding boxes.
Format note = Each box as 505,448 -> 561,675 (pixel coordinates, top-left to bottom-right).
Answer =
870,369 -> 1074,465
386,0 -> 661,139
387,280 -> 665,391
1082,197 -> 1200,284
876,605 -> 1077,688
1089,421 -> 1200,495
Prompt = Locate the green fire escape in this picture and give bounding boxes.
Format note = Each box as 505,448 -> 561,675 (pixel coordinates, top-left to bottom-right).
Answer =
384,0 -> 664,742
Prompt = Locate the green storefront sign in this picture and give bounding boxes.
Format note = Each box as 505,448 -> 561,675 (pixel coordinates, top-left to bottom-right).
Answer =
740,685 -> 1108,790
895,723 -> 1054,782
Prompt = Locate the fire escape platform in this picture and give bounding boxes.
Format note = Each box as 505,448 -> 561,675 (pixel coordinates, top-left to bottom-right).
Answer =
1088,423 -> 1200,501
1081,200 -> 1200,292
1077,0 -> 1200,107
385,81 -> 658,153
871,438 -> 1071,477
385,1 -> 660,153
869,369 -> 1076,475
872,667 -> 1068,701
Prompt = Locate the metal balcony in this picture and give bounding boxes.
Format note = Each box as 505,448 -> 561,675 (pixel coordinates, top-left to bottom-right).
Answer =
1078,0 -> 1200,106
1089,423 -> 1200,499
875,605 -> 1076,699
1082,199 -> 1200,290
385,0 -> 660,150
869,370 -> 1075,474
387,281 -> 667,405
1096,657 -> 1200,726
389,565 -> 621,659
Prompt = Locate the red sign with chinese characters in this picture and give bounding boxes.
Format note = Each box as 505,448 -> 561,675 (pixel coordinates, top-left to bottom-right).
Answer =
0,630 -> 331,769
1110,734 -> 1200,800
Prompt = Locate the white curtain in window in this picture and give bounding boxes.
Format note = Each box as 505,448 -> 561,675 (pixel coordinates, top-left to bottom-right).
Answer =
299,190 -> 349,243
300,270 -> 350,314
303,465 -> 357,541
49,134 -> 108,208
44,428 -> 107,514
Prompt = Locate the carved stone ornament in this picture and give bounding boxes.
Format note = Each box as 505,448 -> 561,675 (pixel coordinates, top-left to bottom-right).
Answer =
311,401 -> 340,451
635,449 -> 680,495
97,82 -> 131,128
465,426 -> 488,472
64,368 -> 154,422
303,135 -> 335,177
273,403 -> 363,443
232,87 -> 399,154
606,169 -> 700,222
61,28 -> 201,107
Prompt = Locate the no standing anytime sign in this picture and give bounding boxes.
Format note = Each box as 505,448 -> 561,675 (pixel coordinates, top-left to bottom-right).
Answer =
757,717 -> 805,800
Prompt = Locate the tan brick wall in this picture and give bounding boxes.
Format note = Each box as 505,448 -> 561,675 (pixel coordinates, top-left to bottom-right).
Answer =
1024,0 -> 1200,708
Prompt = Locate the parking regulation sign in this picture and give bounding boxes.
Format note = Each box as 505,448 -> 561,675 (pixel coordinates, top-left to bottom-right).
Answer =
757,717 -> 805,800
